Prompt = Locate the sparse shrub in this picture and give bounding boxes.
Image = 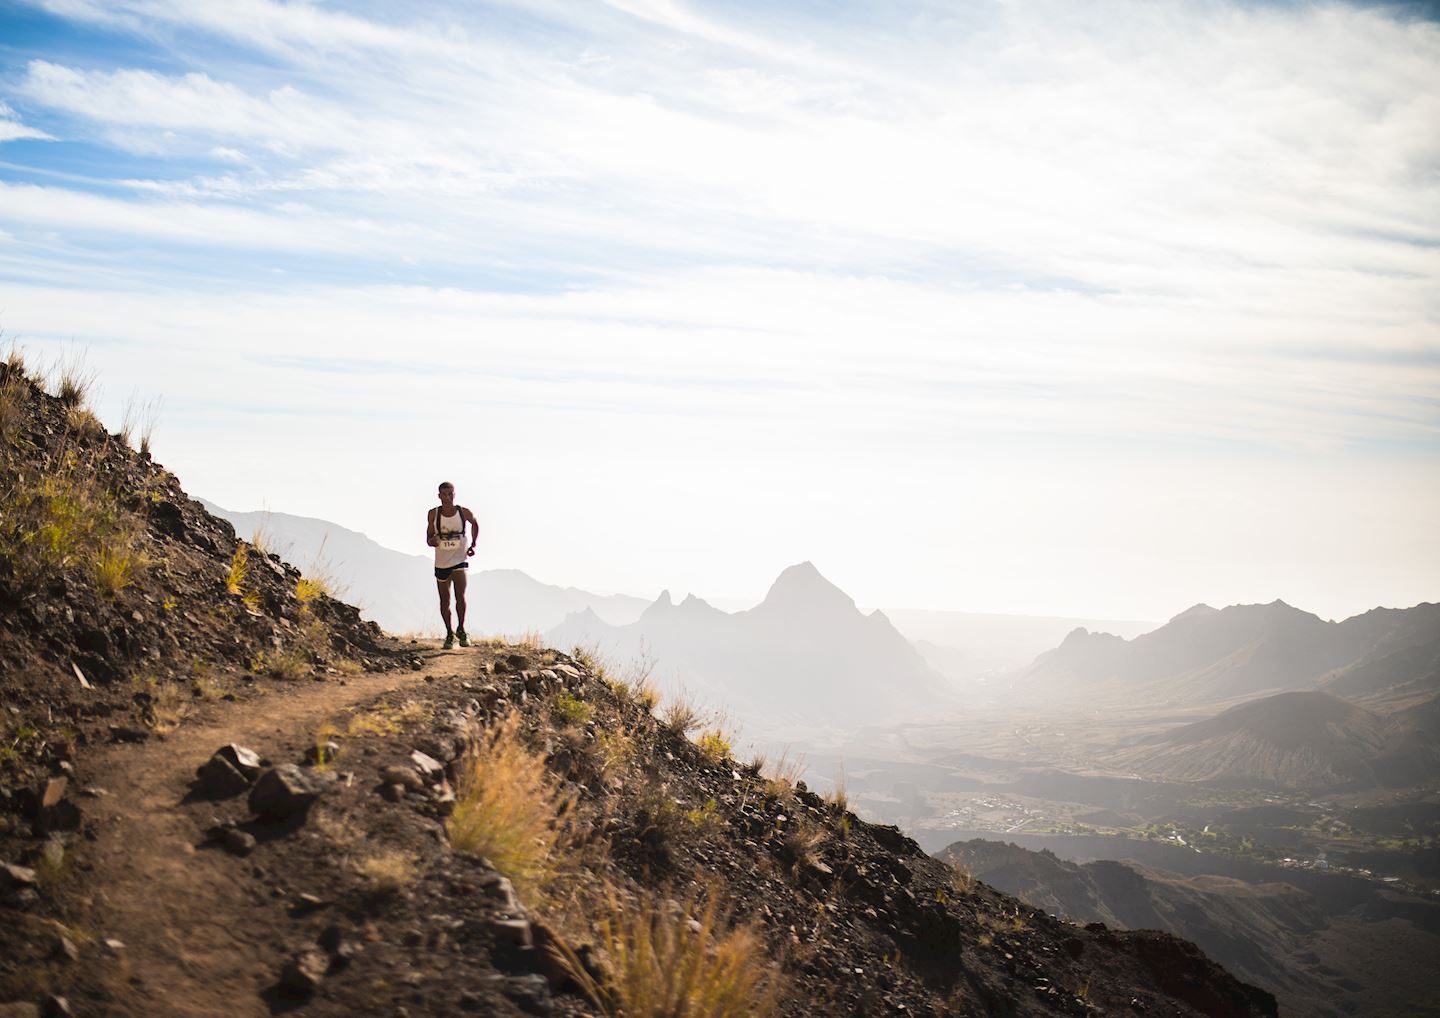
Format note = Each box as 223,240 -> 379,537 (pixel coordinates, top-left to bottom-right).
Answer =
781,818 -> 824,870
65,406 -> 104,443
1,341 -> 26,382
139,678 -> 189,733
93,539 -> 139,595
347,700 -> 426,737
51,351 -> 94,409
0,372 -> 24,442
0,445 -> 145,596
191,675 -> 224,701
824,767 -> 848,815
226,543 -> 249,595
296,576 -> 328,604
593,726 -> 635,786
695,729 -> 732,764
761,750 -> 806,802
357,850 -> 414,894
555,886 -> 783,1018
250,646 -> 311,681
448,713 -> 576,897
662,693 -> 704,735
553,691 -> 593,726
683,798 -> 723,834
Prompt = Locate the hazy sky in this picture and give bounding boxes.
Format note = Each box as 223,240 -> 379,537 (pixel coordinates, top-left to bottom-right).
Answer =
1,0 -> 1436,622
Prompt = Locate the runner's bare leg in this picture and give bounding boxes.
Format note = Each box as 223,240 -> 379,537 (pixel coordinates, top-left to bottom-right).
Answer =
436,576 -> 453,636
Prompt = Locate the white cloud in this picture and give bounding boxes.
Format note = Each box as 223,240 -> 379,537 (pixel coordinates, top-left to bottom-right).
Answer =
2,0 -> 1438,618
0,100 -> 53,142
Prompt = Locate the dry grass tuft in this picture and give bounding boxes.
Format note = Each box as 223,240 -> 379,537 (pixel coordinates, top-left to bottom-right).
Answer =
824,766 -> 848,815
226,543 -> 249,595
93,539 -> 140,595
358,850 -> 415,894
0,372 -> 26,443
448,713 -> 577,897
555,886 -> 783,1018
761,750 -> 806,801
661,692 -> 704,735
51,351 -> 94,410
250,646 -> 311,681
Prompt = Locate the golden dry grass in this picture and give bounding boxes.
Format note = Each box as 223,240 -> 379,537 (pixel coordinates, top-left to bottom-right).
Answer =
447,713 -> 577,898
357,850 -> 415,894
555,886 -> 783,1018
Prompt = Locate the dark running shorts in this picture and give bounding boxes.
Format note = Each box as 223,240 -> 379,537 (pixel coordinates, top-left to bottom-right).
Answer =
434,562 -> 469,581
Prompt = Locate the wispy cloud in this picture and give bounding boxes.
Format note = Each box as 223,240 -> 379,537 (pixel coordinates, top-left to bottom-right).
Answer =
0,0 -> 1436,618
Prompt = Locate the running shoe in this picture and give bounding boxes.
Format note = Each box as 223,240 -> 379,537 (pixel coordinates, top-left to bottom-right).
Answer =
456,628 -> 469,647
443,633 -> 454,650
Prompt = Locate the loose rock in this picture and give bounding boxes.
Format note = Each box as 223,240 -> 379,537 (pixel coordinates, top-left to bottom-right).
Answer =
279,946 -> 330,997
248,764 -> 337,821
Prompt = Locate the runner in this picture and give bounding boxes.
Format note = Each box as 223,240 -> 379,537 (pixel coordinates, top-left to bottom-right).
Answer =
425,481 -> 478,649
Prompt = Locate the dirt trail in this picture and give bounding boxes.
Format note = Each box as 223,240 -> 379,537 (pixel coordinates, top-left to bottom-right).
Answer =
71,647 -> 476,1018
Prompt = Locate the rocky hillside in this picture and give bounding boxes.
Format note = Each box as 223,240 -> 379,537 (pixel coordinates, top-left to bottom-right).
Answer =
0,357 -> 402,809
0,359 -> 1277,1017
940,839 -> 1440,1018
1104,690 -> 1439,790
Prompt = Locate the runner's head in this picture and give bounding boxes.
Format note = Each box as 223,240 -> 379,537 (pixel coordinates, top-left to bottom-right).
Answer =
438,481 -> 455,506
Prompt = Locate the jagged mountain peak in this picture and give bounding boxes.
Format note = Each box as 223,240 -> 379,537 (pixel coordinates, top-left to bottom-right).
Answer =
756,560 -> 857,615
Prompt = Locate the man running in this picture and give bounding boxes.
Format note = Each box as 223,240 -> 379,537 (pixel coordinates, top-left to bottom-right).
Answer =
426,481 -> 478,649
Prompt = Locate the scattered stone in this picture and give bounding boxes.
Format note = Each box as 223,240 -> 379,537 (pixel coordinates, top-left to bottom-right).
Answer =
41,997 -> 72,1018
223,829 -> 257,856
194,756 -> 250,798
1,863 -> 38,888
380,783 -> 406,802
108,725 -> 149,744
214,744 -> 263,779
380,765 -> 424,792
501,974 -> 553,1016
488,917 -> 534,950
279,946 -> 329,997
248,765 -> 337,821
479,874 -> 520,913
40,777 -> 68,811
54,936 -> 80,962
318,924 -> 359,967
290,893 -> 327,916
103,938 -> 125,954
409,750 -> 444,781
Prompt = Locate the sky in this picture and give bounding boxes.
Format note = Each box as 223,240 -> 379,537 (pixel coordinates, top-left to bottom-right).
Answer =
0,0 -> 1437,623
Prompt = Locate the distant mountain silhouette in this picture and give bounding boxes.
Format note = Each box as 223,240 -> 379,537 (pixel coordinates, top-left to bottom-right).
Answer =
1021,599 -> 1440,707
546,561 -> 951,732
201,502 -> 649,636
884,608 -> 1157,681
1105,690 -> 1439,789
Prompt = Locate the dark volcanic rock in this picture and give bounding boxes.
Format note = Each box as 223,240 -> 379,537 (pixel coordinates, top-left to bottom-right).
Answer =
248,765 -> 337,821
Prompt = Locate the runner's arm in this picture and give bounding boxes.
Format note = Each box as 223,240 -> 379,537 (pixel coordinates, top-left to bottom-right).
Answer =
463,507 -> 478,557
425,507 -> 438,548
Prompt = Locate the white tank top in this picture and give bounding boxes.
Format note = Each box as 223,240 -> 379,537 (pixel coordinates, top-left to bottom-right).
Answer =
434,508 -> 468,569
